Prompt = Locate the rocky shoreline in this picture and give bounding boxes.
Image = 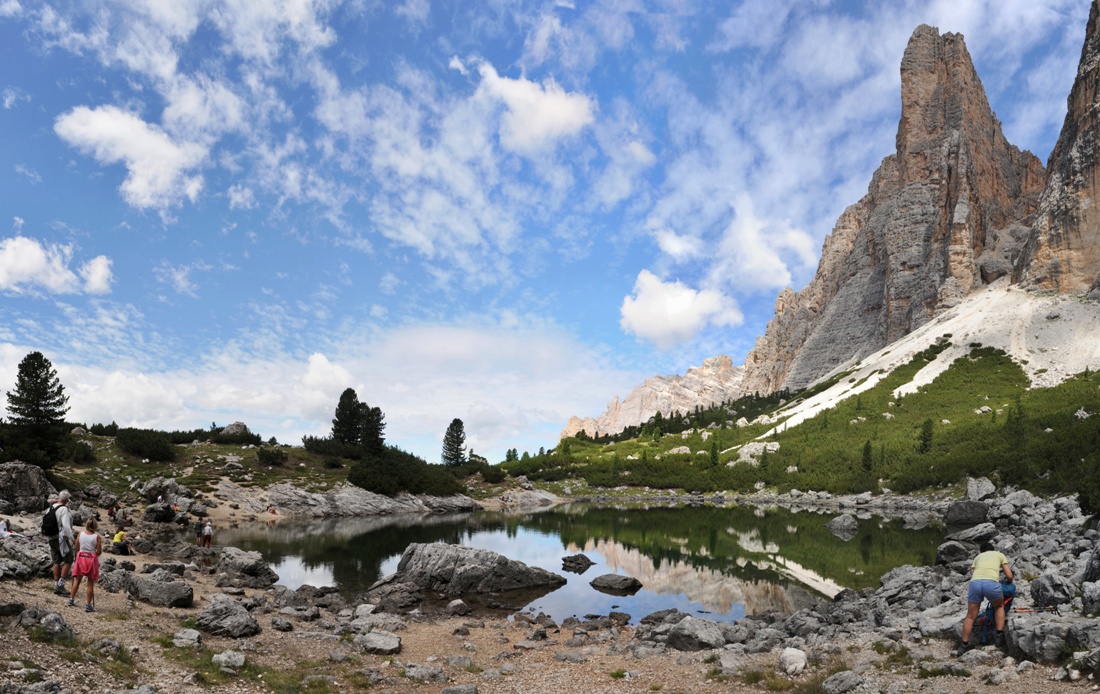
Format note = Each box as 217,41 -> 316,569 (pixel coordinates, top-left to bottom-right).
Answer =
2,464 -> 1099,692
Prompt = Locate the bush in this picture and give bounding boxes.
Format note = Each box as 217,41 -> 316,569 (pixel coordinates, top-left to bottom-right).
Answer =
481,465 -> 506,483
347,447 -> 463,497
115,428 -> 176,462
256,447 -> 288,466
89,421 -> 119,436
302,435 -> 363,460
323,457 -> 343,469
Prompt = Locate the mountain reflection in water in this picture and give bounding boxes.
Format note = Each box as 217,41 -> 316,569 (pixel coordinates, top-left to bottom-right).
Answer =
215,504 -> 941,624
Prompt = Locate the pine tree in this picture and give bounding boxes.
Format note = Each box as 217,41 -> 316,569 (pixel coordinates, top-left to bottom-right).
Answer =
331,388 -> 363,445
6,351 -> 69,427
358,404 -> 386,456
710,440 -> 719,468
918,418 -> 934,454
861,440 -> 873,472
441,418 -> 467,466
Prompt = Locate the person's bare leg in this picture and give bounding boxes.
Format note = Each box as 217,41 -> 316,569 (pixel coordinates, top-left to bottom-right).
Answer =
961,602 -> 981,643
69,576 -> 81,601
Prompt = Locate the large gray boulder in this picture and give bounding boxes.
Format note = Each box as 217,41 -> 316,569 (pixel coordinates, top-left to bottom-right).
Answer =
824,513 -> 859,541
266,482 -> 479,518
1083,582 -> 1100,616
137,477 -> 192,503
0,536 -> 52,576
0,557 -> 34,580
935,540 -> 973,565
589,574 -> 643,595
946,522 -> 998,544
16,606 -> 73,642
215,547 -> 279,588
966,477 -> 996,501
374,543 -> 566,596
1084,546 -> 1100,584
128,570 -> 194,608
1030,573 -> 1076,608
0,462 -> 56,515
142,502 -> 178,523
355,631 -> 401,655
666,616 -> 726,651
944,500 -> 988,527
1009,614 -> 1074,662
195,596 -> 261,638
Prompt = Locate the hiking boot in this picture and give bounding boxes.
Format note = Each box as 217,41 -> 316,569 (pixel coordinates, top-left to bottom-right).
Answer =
67,598 -> 75,607
85,604 -> 94,613
954,642 -> 973,657
54,584 -> 69,596
995,632 -> 1006,648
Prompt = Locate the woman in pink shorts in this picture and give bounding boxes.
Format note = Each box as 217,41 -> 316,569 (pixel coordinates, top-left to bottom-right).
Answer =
69,518 -> 102,612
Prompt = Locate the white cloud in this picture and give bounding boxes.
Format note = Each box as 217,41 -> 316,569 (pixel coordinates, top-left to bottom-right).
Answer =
476,62 -> 595,154
227,184 -> 257,210
395,0 -> 430,24
2,86 -> 29,108
154,261 -> 205,296
0,0 -> 20,18
0,236 -> 112,296
12,217 -> 23,232
54,105 -> 206,212
14,164 -> 42,183
80,256 -> 114,294
620,270 -> 742,349
708,195 -> 817,291
654,229 -> 702,261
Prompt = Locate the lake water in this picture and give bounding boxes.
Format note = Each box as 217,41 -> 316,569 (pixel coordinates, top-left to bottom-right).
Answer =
216,503 -> 943,624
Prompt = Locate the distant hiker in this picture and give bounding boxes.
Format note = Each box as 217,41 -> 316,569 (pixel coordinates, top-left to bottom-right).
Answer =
202,521 -> 213,548
960,541 -> 1014,650
69,518 -> 102,612
194,520 -> 204,546
112,529 -> 131,555
45,491 -> 74,595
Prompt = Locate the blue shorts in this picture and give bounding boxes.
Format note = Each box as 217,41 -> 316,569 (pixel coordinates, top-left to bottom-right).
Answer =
968,579 -> 1003,604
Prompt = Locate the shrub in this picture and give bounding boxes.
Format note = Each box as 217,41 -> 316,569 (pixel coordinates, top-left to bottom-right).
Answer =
481,465 -> 506,484
89,421 -> 119,436
256,447 -> 287,466
115,428 -> 176,462
347,447 -> 463,497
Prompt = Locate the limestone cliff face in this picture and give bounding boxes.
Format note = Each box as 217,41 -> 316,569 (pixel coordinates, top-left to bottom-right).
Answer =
741,25 -> 1045,395
1017,0 -> 1100,296
560,355 -> 743,439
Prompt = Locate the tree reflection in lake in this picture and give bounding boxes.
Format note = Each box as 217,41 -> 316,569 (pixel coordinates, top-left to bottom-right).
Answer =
215,503 -> 942,624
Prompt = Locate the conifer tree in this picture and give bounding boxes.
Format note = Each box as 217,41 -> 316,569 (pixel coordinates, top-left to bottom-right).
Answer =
6,351 -> 69,427
441,418 -> 466,466
331,388 -> 363,445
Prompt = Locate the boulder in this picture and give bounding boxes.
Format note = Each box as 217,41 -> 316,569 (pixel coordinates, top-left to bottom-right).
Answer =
1084,546 -> 1100,584
0,537 -> 53,577
355,631 -> 401,655
944,500 -> 988,527
916,600 -> 964,638
966,477 -> 996,501
1030,573 -> 1077,608
127,570 -> 194,608
195,596 -> 261,638
824,514 -> 859,541
16,606 -> 73,642
373,543 -> 566,597
1009,614 -> 1074,662
215,547 -> 279,588
935,540 -> 973,565
822,671 -> 863,694
666,616 -> 726,651
142,502 -> 178,523
0,462 -> 56,514
946,522 -> 998,544
589,574 -> 643,596
220,422 -> 251,437
779,647 -> 807,676
1083,581 -> 1100,616
446,599 -> 470,616
172,629 -> 202,648
561,554 -> 595,574
212,650 -> 246,672
404,663 -> 446,683
137,477 -> 192,503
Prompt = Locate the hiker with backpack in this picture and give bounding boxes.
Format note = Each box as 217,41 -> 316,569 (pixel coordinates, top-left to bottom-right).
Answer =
960,541 -> 1014,651
44,491 -> 74,596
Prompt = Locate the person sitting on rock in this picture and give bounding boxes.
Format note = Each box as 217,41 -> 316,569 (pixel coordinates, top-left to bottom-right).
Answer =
112,529 -> 132,555
960,541 -> 1014,651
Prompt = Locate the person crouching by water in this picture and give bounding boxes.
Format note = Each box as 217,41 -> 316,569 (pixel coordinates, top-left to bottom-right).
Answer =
112,529 -> 132,555
960,541 -> 1014,650
70,519 -> 102,612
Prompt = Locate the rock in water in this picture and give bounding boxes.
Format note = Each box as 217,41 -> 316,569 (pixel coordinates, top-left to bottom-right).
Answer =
741,24 -> 1045,396
824,513 -> 859,541
562,554 -> 595,574
373,543 -> 566,596
589,574 -> 643,596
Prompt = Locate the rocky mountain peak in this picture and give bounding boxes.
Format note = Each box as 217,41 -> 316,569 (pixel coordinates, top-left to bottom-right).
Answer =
1017,0 -> 1100,297
740,24 -> 1045,396
560,355 -> 744,440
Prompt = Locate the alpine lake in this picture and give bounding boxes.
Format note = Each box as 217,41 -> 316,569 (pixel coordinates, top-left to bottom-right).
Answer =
214,502 -> 943,624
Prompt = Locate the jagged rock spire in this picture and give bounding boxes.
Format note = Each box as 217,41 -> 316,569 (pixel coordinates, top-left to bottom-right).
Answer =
1017,0 -> 1100,296
741,25 -> 1044,396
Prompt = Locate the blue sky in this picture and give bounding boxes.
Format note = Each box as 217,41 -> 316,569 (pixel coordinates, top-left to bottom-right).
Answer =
0,0 -> 1089,464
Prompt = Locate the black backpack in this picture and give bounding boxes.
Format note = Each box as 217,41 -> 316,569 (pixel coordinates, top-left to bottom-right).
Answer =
41,504 -> 60,536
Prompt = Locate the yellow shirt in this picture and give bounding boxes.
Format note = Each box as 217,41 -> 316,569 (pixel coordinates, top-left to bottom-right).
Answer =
972,550 -> 1008,581
113,531 -> 126,544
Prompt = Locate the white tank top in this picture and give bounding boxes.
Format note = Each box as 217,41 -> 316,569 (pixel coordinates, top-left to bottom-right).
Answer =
78,530 -> 98,553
